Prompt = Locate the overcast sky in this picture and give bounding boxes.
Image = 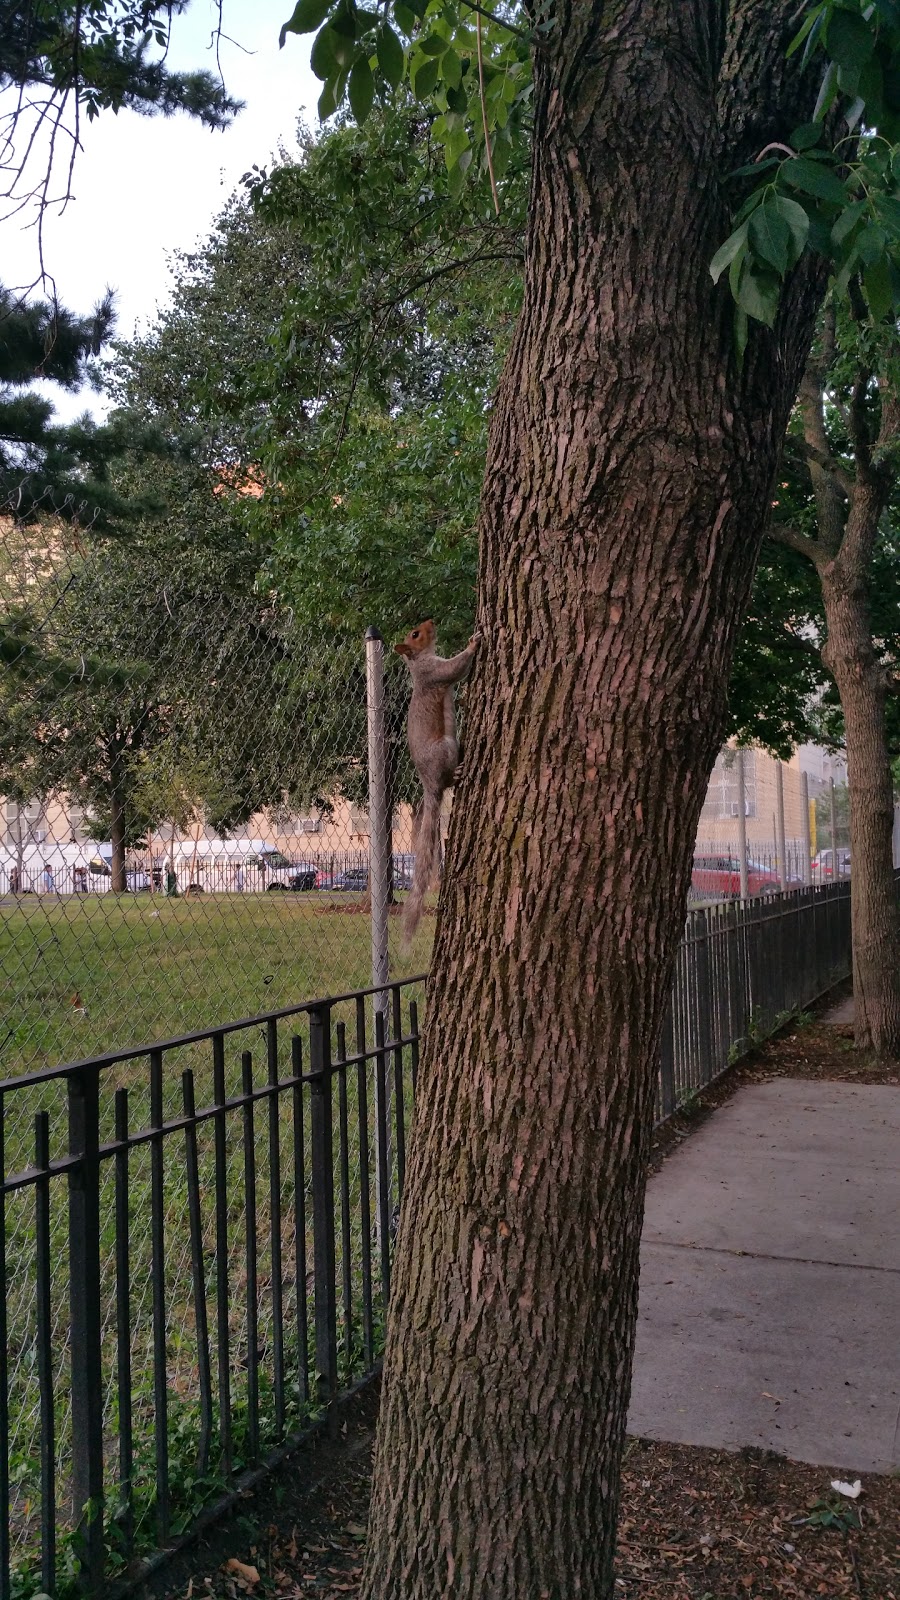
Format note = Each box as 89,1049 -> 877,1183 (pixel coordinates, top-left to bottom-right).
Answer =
4,0 -> 318,420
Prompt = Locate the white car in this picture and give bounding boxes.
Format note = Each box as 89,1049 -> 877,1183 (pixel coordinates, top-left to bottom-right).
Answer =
812,849 -> 851,879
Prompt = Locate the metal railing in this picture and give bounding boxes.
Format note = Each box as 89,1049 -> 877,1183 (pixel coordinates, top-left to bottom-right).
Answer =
656,882 -> 851,1118
0,979 -> 423,1599
0,881 -> 853,1597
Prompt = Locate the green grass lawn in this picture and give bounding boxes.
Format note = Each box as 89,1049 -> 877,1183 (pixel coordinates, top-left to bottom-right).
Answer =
0,892 -> 433,1078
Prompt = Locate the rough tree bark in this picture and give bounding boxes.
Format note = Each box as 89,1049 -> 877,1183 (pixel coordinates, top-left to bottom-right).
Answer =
774,344 -> 900,1057
361,6 -> 826,1596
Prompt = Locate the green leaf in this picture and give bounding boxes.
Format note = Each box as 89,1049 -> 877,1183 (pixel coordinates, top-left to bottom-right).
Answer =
447,159 -> 467,200
729,243 -> 746,300
864,253 -> 893,318
825,8 -> 875,71
393,0 -> 415,30
735,264 -> 780,327
442,46 -> 462,90
857,222 -> 886,265
813,59 -> 839,121
318,72 -> 344,118
728,157 -> 780,180
734,186 -> 767,226
412,55 -> 440,96
348,54 -> 374,121
836,60 -> 861,97
327,20 -> 356,66
310,23 -> 339,78
280,0 -> 334,44
781,155 -> 847,204
790,122 -> 823,150
419,31 -> 449,55
831,197 -> 867,247
858,56 -> 884,117
710,221 -> 749,283
807,208 -> 834,253
376,24 -> 404,86
443,127 -> 470,168
331,4 -> 360,38
774,194 -> 811,265
490,131 -> 512,180
749,204 -> 791,273
787,2 -> 824,58
874,192 -> 900,236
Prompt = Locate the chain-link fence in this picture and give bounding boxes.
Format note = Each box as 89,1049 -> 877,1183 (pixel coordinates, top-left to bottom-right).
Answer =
1,496 -> 438,1084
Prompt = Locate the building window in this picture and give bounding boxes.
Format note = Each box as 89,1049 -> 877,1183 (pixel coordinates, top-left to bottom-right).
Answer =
700,750 -> 757,822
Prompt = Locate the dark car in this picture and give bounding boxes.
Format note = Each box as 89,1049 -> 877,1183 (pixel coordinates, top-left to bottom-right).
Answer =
333,867 -> 369,892
267,865 -> 318,892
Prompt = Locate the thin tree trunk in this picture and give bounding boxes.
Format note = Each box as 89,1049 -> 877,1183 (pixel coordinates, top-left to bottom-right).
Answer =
361,8 -> 824,1597
822,565 -> 900,1055
784,341 -> 900,1056
110,776 -> 127,894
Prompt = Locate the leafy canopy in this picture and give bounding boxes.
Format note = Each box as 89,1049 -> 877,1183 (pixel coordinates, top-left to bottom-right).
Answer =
279,0 -> 900,346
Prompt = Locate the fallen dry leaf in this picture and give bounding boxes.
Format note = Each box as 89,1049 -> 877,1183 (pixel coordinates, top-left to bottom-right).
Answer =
221,1559 -> 260,1588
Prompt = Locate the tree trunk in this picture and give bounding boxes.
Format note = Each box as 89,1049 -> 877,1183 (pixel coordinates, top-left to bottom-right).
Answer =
109,774 -> 127,894
822,561 -> 900,1055
361,10 -> 823,1598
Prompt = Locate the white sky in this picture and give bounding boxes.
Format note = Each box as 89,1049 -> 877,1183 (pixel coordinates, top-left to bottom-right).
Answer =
3,0 -> 318,420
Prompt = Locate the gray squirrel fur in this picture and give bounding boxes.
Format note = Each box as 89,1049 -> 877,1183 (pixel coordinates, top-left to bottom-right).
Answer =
393,619 -> 480,944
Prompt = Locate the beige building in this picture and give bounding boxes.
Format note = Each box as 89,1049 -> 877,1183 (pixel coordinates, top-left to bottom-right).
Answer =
697,747 -> 809,848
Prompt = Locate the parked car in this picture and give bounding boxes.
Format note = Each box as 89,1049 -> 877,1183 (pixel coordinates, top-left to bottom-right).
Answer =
392,852 -> 416,890
812,848 -> 851,879
267,864 -> 318,892
88,853 -> 149,891
691,855 -> 779,899
333,867 -> 369,892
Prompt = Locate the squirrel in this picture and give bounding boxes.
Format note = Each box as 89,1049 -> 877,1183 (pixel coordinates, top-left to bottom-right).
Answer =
394,619 -> 480,944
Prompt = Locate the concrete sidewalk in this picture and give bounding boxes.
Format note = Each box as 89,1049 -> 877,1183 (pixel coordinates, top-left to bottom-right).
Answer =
628,1080 -> 900,1473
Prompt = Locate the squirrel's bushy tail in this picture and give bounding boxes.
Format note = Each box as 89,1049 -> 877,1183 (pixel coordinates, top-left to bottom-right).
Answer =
402,792 -> 440,947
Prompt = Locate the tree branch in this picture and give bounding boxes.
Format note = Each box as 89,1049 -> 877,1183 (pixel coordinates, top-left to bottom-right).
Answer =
766,519 -> 825,567
797,437 -> 853,498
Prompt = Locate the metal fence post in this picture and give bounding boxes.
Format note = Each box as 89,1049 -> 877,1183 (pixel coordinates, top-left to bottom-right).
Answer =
67,1066 -> 104,1593
801,768 -> 812,885
736,748 -> 749,901
365,627 -> 390,1021
309,1005 -> 338,1431
658,1000 -> 676,1119
775,761 -> 787,891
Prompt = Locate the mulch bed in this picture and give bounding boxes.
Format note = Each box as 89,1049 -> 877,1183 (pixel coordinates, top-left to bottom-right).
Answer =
158,989 -> 899,1600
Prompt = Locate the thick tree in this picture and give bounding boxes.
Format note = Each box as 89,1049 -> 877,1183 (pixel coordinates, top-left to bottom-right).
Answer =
280,0 -> 900,1591
769,310 -> 900,1053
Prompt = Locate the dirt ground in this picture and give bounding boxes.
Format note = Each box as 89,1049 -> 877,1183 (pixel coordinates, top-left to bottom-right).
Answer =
156,988 -> 899,1600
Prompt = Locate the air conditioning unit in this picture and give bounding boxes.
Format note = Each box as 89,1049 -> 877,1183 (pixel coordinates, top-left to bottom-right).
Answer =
33,829 -> 46,843
299,817 -> 321,834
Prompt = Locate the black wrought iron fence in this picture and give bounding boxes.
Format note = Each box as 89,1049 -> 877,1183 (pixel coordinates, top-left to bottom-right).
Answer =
656,882 -> 851,1119
0,979 -> 423,1600
0,881 -> 853,1599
